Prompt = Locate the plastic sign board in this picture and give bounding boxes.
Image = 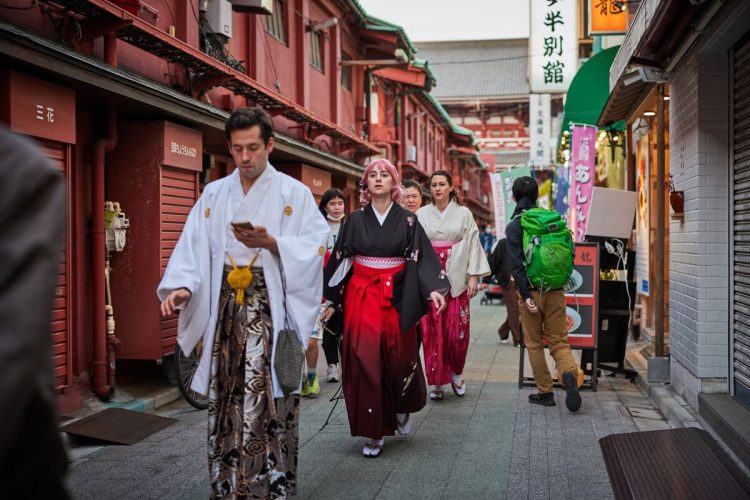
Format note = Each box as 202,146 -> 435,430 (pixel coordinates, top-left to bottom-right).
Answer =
499,165 -> 532,227
529,0 -> 578,93
588,0 -> 628,35
565,243 -> 599,349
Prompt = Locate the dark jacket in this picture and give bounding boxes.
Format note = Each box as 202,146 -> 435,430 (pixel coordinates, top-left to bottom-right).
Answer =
505,197 -> 536,300
487,237 -> 512,288
0,127 -> 70,499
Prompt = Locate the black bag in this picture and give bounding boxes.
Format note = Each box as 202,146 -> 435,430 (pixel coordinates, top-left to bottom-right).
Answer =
273,258 -> 305,395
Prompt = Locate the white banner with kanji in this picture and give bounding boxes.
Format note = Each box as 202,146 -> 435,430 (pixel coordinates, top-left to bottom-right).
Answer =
529,0 -> 578,93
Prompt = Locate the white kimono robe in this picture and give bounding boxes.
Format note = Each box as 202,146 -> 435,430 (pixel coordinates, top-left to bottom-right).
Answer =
416,201 -> 491,297
157,165 -> 329,398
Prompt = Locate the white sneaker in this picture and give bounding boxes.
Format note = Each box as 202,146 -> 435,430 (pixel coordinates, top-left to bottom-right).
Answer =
327,364 -> 340,382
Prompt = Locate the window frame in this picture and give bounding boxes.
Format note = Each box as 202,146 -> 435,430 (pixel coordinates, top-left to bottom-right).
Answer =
309,30 -> 325,73
264,0 -> 288,45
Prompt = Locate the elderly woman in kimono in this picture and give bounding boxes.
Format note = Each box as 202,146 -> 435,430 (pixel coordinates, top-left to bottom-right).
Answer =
417,170 -> 490,401
158,107 -> 329,498
323,159 -> 447,458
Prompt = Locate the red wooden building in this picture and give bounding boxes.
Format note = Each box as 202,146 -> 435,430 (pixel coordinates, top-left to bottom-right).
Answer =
0,0 -> 479,411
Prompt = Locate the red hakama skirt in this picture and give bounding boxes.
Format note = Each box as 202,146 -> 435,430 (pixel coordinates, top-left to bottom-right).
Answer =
420,242 -> 471,386
342,258 -> 427,439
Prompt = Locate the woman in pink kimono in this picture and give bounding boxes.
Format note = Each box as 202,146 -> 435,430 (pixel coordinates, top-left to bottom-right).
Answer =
416,170 -> 490,400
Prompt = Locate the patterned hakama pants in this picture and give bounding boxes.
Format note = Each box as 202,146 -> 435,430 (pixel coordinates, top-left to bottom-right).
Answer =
208,269 -> 299,499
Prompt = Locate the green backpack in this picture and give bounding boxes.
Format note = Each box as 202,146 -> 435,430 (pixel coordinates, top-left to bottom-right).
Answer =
518,208 -> 574,291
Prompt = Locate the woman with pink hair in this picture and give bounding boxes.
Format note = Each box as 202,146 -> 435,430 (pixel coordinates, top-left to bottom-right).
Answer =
323,159 -> 447,458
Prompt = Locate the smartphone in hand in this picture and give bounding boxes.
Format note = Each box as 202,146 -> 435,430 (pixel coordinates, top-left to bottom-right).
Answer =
231,221 -> 255,231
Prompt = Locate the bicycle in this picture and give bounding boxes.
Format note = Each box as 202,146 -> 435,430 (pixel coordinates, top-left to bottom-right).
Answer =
174,340 -> 209,410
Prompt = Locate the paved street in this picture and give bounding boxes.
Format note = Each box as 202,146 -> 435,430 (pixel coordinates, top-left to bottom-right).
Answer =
67,298 -> 672,499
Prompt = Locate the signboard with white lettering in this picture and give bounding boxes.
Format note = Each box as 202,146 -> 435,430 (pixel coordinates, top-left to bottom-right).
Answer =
529,93 -> 551,167
568,124 -> 596,242
1,70 -> 75,144
529,0 -> 578,93
162,121 -> 203,171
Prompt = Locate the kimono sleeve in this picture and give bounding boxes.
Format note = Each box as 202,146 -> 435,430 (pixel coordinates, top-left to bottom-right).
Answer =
275,187 -> 329,299
157,196 -> 209,301
393,220 -> 449,332
323,214 -> 353,309
464,212 -> 491,278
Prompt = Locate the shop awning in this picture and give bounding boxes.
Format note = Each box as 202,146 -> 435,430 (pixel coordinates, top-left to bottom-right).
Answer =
560,46 -> 625,135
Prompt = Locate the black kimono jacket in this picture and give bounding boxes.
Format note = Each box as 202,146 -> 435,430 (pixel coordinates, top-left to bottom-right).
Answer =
324,203 -> 448,332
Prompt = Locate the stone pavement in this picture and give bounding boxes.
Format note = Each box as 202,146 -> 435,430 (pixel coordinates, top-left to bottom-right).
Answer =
66,297 -> 674,499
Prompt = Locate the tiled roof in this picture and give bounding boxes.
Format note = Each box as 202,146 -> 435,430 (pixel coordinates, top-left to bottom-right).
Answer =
415,39 -> 529,100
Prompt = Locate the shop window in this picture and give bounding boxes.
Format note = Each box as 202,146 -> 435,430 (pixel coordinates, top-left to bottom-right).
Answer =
264,0 -> 287,44
341,51 -> 352,91
310,31 -> 324,72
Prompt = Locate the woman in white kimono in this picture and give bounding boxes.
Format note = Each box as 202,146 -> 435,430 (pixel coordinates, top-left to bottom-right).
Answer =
416,170 -> 490,400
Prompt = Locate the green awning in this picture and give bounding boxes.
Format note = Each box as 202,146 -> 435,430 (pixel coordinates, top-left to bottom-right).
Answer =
560,46 -> 625,136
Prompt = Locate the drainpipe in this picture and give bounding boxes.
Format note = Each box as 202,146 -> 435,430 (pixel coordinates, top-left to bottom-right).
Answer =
92,32 -> 118,400
655,83 -> 666,358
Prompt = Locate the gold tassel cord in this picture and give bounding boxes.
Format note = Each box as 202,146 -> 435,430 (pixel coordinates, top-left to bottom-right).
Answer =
226,252 -> 260,305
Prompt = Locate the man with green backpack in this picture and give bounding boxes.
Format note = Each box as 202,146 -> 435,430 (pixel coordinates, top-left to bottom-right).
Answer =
505,176 -> 582,412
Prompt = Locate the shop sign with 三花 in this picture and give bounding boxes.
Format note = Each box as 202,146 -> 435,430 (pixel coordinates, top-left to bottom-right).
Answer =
588,0 -> 628,36
529,0 -> 578,93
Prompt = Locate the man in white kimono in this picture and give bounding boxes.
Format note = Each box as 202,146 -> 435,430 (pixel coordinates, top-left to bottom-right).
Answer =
158,107 -> 328,498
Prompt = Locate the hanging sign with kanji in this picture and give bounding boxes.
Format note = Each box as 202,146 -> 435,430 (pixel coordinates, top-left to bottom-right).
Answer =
588,0 -> 628,35
529,93 -> 551,167
529,0 -> 578,93
568,125 -> 596,242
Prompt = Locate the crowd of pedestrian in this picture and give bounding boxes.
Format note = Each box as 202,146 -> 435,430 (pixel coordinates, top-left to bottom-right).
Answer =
0,106 -> 583,499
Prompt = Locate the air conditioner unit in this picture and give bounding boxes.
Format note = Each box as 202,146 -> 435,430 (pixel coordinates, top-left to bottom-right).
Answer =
406,145 -> 416,163
207,0 -> 233,39
228,0 -> 272,14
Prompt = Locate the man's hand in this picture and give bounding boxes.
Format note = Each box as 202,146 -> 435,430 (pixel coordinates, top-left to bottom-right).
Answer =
467,276 -> 479,299
160,288 -> 191,317
524,298 -> 539,314
430,291 -> 446,314
232,224 -> 279,255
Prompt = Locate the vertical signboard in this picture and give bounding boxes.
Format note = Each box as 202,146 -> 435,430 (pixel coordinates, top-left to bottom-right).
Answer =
499,165 -> 532,227
555,165 -> 570,221
529,0 -> 578,93
636,136 -> 650,295
588,0 -> 628,35
529,93 -> 552,167
565,243 -> 599,349
568,125 -> 596,242
490,172 -> 506,236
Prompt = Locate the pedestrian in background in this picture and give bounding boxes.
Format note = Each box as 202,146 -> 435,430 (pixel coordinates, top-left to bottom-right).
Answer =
505,176 -> 581,412
487,237 -> 522,346
303,188 -> 347,395
0,127 -> 70,499
159,108 -> 329,497
401,179 -> 424,212
417,170 -> 490,401
324,159 -> 447,458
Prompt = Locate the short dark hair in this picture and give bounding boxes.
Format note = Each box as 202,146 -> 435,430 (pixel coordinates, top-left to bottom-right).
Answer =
512,176 -> 538,202
319,188 -> 345,217
225,107 -> 274,145
402,179 -> 422,192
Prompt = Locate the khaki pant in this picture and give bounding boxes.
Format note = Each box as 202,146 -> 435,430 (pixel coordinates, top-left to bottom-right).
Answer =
519,290 -> 578,393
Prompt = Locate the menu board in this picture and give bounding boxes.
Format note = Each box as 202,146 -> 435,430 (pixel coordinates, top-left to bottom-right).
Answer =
564,243 -> 599,349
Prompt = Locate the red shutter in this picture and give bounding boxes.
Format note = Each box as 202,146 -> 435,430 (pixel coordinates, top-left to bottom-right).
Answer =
160,167 -> 198,354
38,141 -> 71,390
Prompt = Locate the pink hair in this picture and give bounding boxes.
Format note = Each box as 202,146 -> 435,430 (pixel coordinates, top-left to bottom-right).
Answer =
359,158 -> 405,205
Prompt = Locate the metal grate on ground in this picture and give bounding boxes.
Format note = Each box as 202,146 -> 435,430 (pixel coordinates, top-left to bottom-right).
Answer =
61,408 -> 176,445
